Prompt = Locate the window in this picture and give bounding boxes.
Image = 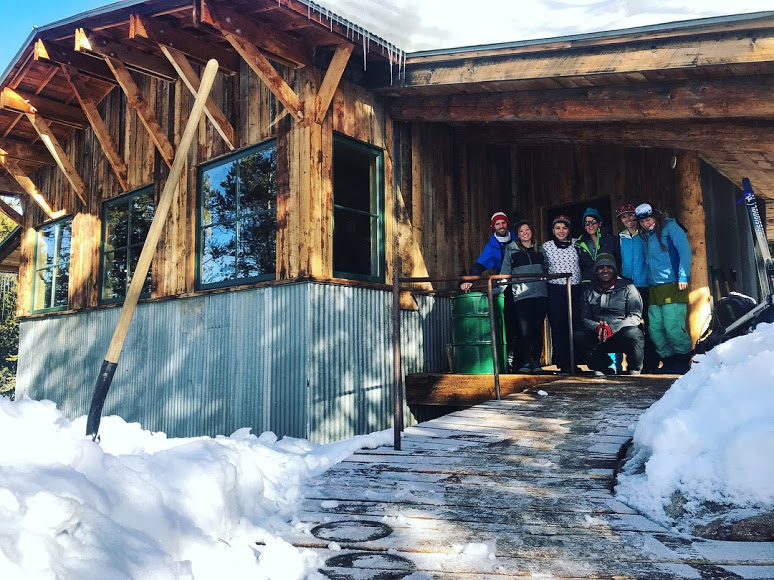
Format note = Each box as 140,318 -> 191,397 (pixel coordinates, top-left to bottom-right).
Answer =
333,135 -> 384,282
32,217 -> 72,313
197,141 -> 277,289
100,187 -> 154,303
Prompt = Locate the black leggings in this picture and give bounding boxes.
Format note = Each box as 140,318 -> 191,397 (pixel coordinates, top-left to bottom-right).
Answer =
509,297 -> 547,369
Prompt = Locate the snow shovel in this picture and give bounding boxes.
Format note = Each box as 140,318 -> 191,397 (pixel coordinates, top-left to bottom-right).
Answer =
86,59 -> 220,440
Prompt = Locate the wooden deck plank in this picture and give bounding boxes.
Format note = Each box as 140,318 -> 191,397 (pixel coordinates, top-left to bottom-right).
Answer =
290,377 -> 774,578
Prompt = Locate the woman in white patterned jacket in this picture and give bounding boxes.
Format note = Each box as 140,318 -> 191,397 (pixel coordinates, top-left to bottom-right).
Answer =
541,215 -> 582,373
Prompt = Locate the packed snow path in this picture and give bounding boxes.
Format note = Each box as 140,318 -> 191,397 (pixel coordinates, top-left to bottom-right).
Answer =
291,376 -> 774,579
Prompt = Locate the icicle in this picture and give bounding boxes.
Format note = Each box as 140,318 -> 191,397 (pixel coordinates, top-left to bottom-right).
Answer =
362,33 -> 367,70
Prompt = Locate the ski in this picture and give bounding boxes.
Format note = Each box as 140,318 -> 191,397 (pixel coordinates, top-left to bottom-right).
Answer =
742,178 -> 774,297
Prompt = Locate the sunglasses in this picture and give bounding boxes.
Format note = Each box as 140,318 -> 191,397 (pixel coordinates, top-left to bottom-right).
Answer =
584,219 -> 599,226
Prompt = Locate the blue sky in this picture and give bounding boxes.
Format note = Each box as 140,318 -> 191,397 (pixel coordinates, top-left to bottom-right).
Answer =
2,0 -> 773,76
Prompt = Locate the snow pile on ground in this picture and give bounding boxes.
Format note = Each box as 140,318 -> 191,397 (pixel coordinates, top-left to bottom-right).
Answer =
0,397 -> 391,579
616,322 -> 774,530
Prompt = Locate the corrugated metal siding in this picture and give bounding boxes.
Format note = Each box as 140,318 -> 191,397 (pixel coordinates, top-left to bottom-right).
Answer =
17,282 -> 450,442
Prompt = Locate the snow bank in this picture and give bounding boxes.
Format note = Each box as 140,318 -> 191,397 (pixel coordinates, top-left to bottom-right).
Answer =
616,322 -> 774,527
0,397 -> 391,579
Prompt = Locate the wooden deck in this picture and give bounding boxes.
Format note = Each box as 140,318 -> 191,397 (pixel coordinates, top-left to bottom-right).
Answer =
288,376 -> 774,579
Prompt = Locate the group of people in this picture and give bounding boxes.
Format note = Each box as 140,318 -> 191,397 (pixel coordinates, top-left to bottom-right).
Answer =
461,204 -> 693,376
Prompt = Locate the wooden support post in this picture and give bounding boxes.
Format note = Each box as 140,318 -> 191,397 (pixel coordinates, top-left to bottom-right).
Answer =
25,113 -> 88,205
315,44 -> 353,125
222,32 -> 304,122
60,64 -> 129,191
0,156 -> 62,218
86,60 -> 220,440
103,56 -> 175,168
159,45 -> 236,149
676,151 -> 712,347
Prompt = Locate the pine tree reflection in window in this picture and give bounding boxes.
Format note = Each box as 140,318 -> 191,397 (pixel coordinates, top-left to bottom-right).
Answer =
101,187 -> 154,302
32,218 -> 71,312
199,143 -> 277,287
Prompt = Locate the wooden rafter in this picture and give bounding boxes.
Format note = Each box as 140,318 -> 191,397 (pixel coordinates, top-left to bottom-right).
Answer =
315,43 -> 353,125
0,196 -> 23,226
222,32 -> 304,121
388,77 -> 774,124
26,113 -> 88,205
0,173 -> 26,195
0,155 -> 61,218
197,0 -> 309,68
129,14 -> 239,75
0,87 -> 88,129
103,56 -> 175,168
158,45 -> 236,149
0,138 -> 54,165
35,39 -> 117,85
75,28 -> 177,82
60,64 -> 129,190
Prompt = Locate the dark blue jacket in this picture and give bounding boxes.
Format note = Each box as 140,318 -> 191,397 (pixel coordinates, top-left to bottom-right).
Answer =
469,232 -> 514,276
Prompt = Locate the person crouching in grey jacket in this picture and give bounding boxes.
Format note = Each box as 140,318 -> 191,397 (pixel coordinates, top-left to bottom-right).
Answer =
574,253 -> 644,377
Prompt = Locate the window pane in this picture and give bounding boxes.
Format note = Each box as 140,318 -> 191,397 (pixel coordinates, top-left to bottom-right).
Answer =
128,247 -> 153,296
34,268 -> 53,311
238,148 -> 277,215
131,191 -> 154,243
237,213 -> 276,279
334,143 -> 374,213
37,226 -> 57,268
58,224 -> 71,262
54,263 -> 69,307
201,161 -> 237,226
105,203 -> 129,251
202,224 -> 236,284
103,250 -> 127,300
333,208 -> 372,276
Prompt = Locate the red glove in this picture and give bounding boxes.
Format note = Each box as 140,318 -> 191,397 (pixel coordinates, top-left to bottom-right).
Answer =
596,321 -> 613,342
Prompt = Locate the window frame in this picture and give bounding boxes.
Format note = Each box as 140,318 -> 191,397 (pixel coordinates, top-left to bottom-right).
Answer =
31,215 -> 72,314
98,185 -> 155,305
331,133 -> 385,283
195,140 -> 278,291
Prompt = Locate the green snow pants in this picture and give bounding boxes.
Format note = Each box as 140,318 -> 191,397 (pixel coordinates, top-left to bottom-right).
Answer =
648,302 -> 691,358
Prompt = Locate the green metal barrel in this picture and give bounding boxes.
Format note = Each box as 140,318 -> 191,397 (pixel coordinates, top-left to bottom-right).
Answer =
450,292 -> 507,373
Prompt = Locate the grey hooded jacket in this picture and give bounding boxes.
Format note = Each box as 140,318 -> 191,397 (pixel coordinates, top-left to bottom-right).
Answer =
580,278 -> 643,334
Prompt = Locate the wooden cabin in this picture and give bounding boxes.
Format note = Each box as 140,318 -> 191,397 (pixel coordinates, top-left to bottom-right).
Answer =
0,1 -> 772,441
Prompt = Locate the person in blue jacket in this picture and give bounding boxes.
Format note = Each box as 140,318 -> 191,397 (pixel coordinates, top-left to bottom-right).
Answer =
617,203 -> 659,372
635,203 -> 693,374
460,211 -> 517,369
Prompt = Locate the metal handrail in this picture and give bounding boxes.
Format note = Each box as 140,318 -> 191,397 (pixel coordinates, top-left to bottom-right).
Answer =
391,272 -> 575,450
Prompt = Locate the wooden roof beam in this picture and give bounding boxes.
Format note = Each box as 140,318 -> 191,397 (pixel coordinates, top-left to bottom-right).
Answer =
0,138 -> 54,165
103,56 -> 175,168
34,39 -> 117,85
60,64 -> 129,190
393,34 -> 774,89
0,87 -> 88,129
0,196 -> 23,226
25,114 -> 88,205
129,14 -> 240,75
315,43 -> 353,125
75,28 -> 177,83
159,45 -> 236,149
388,77 -> 774,124
222,32 -> 304,122
197,0 -> 309,68
455,122 -> 774,153
0,155 -> 63,219
0,173 -> 26,195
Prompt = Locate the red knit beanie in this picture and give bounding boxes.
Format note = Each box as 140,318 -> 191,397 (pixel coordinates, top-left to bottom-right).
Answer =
490,212 -> 510,229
